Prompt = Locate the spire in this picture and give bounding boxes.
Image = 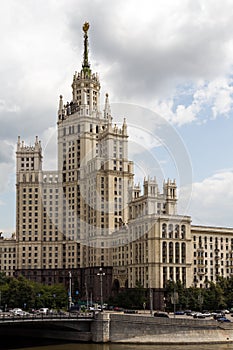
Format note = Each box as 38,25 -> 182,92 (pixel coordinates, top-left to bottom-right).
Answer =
58,95 -> 64,118
82,22 -> 91,76
104,93 -> 111,120
122,117 -> 127,135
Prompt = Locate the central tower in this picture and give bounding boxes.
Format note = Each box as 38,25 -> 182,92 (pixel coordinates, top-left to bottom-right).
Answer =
57,23 -> 134,267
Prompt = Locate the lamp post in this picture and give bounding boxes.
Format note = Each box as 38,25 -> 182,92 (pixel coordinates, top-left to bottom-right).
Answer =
53,293 -> 56,310
170,280 -> 178,318
97,267 -> 105,310
149,288 -> 153,316
85,283 -> 89,310
198,292 -> 203,312
36,293 -> 41,310
68,271 -> 72,310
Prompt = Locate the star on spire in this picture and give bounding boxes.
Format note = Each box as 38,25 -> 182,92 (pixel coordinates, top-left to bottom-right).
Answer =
82,22 -> 91,76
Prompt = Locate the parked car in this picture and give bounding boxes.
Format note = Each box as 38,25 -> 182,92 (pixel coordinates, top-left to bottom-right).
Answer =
222,309 -> 230,314
154,312 -> 169,318
113,307 -> 124,312
37,308 -> 49,315
217,317 -> 231,323
193,313 -> 205,319
175,310 -> 185,315
213,312 -> 225,320
16,310 -> 30,317
9,308 -> 23,316
184,310 -> 192,316
213,310 -> 225,316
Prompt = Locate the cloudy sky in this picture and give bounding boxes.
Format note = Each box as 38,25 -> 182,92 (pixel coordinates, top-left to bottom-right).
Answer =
1,0 -> 233,234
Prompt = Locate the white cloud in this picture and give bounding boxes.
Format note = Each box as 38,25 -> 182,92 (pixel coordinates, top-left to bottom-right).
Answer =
0,0 -> 233,230
0,99 -> 20,113
154,99 -> 199,126
180,171 -> 233,227
154,77 -> 233,125
0,163 -> 15,193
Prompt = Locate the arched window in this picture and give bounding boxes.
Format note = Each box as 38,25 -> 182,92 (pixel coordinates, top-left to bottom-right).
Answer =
182,242 -> 186,263
182,267 -> 186,286
181,225 -> 186,239
169,242 -> 173,263
162,223 -> 167,238
175,224 -> 179,239
162,242 -> 167,263
176,266 -> 180,281
163,266 -> 167,288
175,242 -> 180,263
168,224 -> 173,239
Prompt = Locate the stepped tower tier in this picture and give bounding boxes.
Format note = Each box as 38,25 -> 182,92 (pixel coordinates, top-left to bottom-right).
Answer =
56,23 -> 134,267
58,22 -> 101,121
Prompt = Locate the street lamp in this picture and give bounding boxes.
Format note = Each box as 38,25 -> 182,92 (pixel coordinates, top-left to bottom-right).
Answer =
149,288 -> 153,316
85,283 -> 89,310
53,293 -> 56,310
170,280 -> 178,318
97,267 -> 105,311
68,271 -> 72,310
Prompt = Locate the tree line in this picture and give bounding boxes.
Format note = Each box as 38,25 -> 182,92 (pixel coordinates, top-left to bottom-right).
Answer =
109,277 -> 233,311
166,277 -> 233,312
1,272 -> 233,312
0,273 -> 67,311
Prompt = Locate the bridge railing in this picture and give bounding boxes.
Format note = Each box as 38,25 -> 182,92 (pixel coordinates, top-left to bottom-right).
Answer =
0,311 -> 95,322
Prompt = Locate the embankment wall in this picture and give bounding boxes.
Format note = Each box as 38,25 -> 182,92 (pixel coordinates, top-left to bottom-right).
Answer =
91,313 -> 233,344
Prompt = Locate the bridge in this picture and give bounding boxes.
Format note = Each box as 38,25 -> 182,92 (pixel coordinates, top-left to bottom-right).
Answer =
1,312 -> 232,345
0,312 -> 95,342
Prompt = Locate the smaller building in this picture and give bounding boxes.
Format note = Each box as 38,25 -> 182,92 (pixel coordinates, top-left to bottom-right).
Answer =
0,232 -> 16,277
191,225 -> 233,288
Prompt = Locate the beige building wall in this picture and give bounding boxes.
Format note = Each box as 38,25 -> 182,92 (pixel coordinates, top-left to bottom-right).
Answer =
112,177 -> 192,290
0,234 -> 16,277
191,225 -> 233,288
2,23 -> 233,300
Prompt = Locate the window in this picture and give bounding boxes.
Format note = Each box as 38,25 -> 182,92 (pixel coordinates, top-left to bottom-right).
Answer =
162,223 -> 167,238
181,225 -> 186,239
168,224 -> 173,238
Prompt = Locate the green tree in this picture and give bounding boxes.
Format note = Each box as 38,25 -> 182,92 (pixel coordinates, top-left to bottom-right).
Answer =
0,275 -> 68,311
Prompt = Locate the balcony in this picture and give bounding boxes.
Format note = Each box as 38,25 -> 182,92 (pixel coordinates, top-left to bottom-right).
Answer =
197,263 -> 205,268
197,246 -> 204,252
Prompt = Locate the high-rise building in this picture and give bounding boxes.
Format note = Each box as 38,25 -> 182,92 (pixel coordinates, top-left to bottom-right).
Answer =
1,22 -> 233,307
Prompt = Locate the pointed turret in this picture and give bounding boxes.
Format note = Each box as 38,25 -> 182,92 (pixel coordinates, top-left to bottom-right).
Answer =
122,118 -> 127,135
58,95 -> 64,119
104,93 -> 112,120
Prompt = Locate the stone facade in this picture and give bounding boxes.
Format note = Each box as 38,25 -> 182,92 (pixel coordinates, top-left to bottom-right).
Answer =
1,23 -> 233,303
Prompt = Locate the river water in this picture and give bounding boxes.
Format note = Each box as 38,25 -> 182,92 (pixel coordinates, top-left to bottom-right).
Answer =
4,343 -> 233,350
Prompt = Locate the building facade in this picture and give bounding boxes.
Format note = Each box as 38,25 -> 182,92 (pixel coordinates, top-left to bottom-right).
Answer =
1,22 -> 233,306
